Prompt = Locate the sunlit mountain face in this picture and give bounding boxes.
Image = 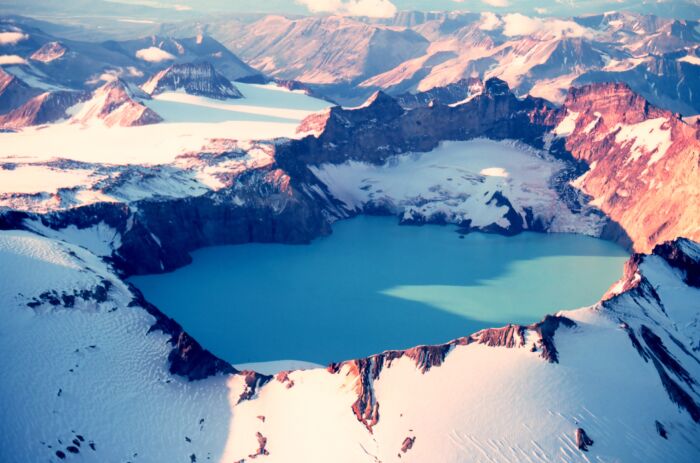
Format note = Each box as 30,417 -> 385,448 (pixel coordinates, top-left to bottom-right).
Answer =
0,1 -> 698,462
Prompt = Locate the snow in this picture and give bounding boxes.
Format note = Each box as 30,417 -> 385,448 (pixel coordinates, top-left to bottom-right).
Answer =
678,54 -> 700,66
147,90 -> 320,122
553,110 -> 579,137
24,220 -> 122,257
0,31 -> 28,45
3,65 -> 67,90
614,118 -> 672,165
0,83 -> 331,167
0,165 -> 100,194
0,54 -> 27,65
0,230 -> 234,462
479,167 -> 508,177
309,139 -> 598,232
583,112 -> 602,134
135,47 -> 176,63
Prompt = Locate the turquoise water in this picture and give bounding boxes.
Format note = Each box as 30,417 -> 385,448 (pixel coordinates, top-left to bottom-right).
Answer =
130,216 -> 629,365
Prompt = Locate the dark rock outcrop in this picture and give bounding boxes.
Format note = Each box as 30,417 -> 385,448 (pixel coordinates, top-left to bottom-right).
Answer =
395,77 -> 484,109
248,432 -> 269,459
575,427 -> 594,451
400,436 -> 415,454
130,285 -> 236,381
287,77 -> 553,174
238,371 -> 272,404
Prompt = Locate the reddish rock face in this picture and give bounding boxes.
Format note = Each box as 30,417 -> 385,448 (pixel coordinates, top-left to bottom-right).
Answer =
557,82 -> 700,253
0,90 -> 86,129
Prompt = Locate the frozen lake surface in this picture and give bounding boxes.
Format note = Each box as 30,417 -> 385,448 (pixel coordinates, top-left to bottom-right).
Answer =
131,216 -> 629,366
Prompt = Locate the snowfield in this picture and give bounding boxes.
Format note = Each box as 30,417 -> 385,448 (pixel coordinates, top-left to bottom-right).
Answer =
0,231 -> 233,462
0,83 -> 330,165
0,83 -> 331,211
310,139 -> 603,234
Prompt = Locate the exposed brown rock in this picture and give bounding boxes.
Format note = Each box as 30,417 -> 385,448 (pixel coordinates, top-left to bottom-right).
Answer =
275,371 -> 294,388
400,436 -> 416,454
248,432 -> 269,459
238,371 -> 273,404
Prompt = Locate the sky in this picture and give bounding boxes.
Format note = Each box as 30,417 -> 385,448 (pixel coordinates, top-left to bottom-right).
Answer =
101,0 -> 699,18
0,0 -> 697,21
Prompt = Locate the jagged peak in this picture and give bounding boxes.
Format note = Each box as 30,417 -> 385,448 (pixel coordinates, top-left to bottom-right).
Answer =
98,77 -> 149,100
562,80 -> 674,124
141,61 -> 243,100
360,90 -> 399,109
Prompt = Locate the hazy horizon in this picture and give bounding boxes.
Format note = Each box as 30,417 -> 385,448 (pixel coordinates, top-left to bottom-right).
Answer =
1,0 -> 698,21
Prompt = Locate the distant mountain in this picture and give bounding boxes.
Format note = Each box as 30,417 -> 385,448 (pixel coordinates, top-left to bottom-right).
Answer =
205,15 -> 430,85
70,79 -> 162,127
0,90 -> 85,129
106,34 -> 262,82
0,78 -> 163,129
0,67 -> 40,114
0,16 -> 261,110
180,11 -> 700,113
141,61 -> 242,100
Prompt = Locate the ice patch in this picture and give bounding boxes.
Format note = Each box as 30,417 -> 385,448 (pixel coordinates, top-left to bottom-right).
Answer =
614,118 -> 672,165
553,110 -> 579,137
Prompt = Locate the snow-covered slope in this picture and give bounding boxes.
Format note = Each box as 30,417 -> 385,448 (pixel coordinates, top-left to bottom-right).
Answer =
0,230 -> 234,462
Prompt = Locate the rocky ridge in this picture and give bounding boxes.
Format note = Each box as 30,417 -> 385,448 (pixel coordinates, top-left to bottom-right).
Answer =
141,61 -> 243,100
